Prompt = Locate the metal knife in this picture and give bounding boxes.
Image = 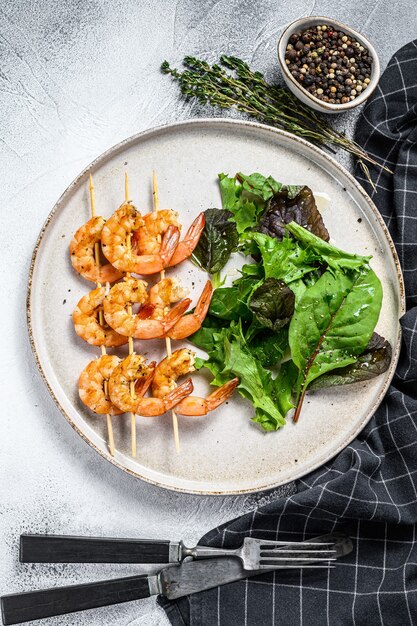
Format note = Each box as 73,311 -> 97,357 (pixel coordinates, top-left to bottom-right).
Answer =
2,534 -> 352,625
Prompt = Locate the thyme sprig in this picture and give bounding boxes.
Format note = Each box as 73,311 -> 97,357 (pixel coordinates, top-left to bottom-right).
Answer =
161,55 -> 390,184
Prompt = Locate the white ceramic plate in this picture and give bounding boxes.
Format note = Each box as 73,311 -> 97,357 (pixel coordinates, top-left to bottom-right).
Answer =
28,119 -> 404,495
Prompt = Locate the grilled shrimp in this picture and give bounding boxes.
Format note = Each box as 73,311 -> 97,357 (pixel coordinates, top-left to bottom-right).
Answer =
101,203 -> 180,274
167,280 -> 213,340
152,348 -> 196,397
72,286 -> 128,347
70,216 -> 124,284
103,276 -> 191,339
152,349 -> 239,416
132,209 -> 180,255
148,277 -> 189,316
108,354 -> 155,412
132,212 -> 205,268
109,354 -> 194,417
78,355 -> 123,415
168,213 -> 205,267
175,379 -> 239,416
140,280 -> 213,340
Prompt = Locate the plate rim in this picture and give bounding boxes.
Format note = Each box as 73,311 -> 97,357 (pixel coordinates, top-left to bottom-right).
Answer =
26,117 -> 406,495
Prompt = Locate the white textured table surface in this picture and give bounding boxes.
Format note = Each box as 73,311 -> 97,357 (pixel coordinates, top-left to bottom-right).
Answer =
1,2 -> 416,625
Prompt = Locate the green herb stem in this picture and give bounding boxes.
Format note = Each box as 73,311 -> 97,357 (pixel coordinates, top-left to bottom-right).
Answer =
161,56 -> 392,183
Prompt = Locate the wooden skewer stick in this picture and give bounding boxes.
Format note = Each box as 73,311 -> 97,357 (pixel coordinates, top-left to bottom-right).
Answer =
89,174 -> 115,457
124,173 -> 137,458
152,171 -> 180,454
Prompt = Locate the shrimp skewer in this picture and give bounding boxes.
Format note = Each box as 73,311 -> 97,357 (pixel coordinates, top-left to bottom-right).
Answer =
101,203 -> 180,275
152,171 -> 181,453
151,349 -> 239,416
81,175 -> 117,454
122,174 -> 139,457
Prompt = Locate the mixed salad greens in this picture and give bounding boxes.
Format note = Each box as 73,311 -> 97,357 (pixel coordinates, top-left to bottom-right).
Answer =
190,172 -> 392,432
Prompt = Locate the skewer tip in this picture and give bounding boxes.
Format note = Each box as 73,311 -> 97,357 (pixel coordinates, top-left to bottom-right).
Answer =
125,171 -> 129,203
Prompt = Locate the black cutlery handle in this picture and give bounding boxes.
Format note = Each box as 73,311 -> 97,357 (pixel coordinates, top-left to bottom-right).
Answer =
1,574 -> 152,625
20,535 -> 173,563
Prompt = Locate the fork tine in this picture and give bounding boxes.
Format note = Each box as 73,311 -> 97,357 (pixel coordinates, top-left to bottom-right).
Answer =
260,557 -> 336,563
259,564 -> 336,570
260,549 -> 337,556
259,539 -> 336,548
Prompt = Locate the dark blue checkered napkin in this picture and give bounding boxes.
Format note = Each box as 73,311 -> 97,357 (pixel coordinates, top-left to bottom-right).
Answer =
160,41 -> 417,626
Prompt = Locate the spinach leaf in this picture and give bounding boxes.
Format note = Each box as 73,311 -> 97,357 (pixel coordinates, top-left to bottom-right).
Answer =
190,316 -> 226,353
257,186 -> 329,242
249,278 -> 295,331
247,328 -> 288,368
286,222 -> 370,272
308,333 -> 392,390
272,360 -> 298,416
208,277 -> 258,321
192,208 -> 239,274
289,266 -> 382,421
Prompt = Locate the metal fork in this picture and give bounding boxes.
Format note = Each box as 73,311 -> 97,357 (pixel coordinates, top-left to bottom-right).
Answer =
20,531 -> 350,570
183,537 -> 339,571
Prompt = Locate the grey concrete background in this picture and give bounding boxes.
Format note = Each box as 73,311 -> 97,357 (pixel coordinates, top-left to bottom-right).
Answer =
1,1 -> 416,624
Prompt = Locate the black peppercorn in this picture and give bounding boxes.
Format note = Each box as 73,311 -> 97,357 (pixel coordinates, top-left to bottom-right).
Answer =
285,23 -> 372,105
286,49 -> 297,62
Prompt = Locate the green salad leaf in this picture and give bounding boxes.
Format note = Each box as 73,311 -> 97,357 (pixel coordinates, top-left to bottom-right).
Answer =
223,333 -> 287,430
190,315 -> 227,354
191,321 -> 291,430
289,266 -> 383,420
219,171 -> 285,235
308,332 -> 392,390
252,232 -> 317,283
286,221 -> 370,272
249,278 -> 295,331
247,328 -> 288,368
208,277 -> 258,321
273,360 -> 298,416
192,208 -> 239,274
189,170 -> 389,431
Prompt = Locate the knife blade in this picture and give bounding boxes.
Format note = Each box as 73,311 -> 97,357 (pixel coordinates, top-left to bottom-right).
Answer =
1,533 -> 352,625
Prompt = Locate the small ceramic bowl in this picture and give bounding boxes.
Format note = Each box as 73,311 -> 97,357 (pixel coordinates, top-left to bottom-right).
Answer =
278,16 -> 380,114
